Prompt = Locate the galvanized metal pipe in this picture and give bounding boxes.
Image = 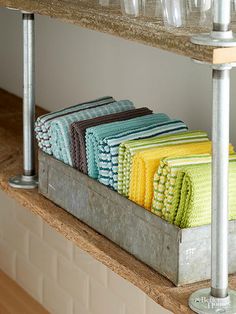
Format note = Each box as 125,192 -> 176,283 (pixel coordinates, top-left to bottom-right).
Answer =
211,68 -> 230,299
8,12 -> 37,189
213,0 -> 231,31
189,0 -> 236,312
23,13 -> 35,177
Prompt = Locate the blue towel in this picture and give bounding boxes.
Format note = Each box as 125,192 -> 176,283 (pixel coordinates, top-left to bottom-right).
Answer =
86,113 -> 174,181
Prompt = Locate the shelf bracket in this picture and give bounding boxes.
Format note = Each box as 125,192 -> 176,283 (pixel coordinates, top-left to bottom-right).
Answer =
189,1 -> 236,313
9,12 -> 38,189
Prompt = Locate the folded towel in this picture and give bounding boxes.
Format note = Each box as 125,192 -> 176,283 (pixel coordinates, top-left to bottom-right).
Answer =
159,154 -> 236,228
152,154 -> 213,221
129,141 -> 221,210
117,131 -> 209,197
70,107 -> 152,173
98,119 -> 189,190
86,113 -> 171,180
35,96 -> 115,155
38,99 -> 136,166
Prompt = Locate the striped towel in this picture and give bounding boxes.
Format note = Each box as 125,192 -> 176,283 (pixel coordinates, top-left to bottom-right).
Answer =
129,141 -> 220,210
158,154 -> 236,228
36,98 -> 136,166
35,96 -> 115,155
152,154 -> 213,221
97,119 -> 188,190
86,113 -> 171,180
70,107 -> 152,174
117,131 -> 209,197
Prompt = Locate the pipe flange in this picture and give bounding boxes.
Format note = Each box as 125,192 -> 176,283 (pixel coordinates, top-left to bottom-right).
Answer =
191,32 -> 236,47
191,59 -> 236,69
9,174 -> 38,189
189,288 -> 236,314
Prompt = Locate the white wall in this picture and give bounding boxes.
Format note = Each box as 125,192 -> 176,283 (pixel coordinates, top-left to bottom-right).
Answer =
0,190 -> 171,314
0,8 -> 235,145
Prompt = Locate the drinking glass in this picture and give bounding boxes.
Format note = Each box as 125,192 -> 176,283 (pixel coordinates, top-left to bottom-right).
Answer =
142,0 -> 162,18
161,0 -> 187,28
98,0 -> 120,5
120,0 -> 142,16
232,0 -> 236,24
187,0 -> 212,29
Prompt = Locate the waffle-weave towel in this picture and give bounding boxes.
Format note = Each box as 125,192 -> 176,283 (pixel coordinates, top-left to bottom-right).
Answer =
129,141 -> 221,210
70,107 -> 152,174
35,96 -> 115,155
117,130 -> 209,197
152,154 -> 213,221
160,154 -> 236,228
98,119 -> 189,190
86,113 -> 171,180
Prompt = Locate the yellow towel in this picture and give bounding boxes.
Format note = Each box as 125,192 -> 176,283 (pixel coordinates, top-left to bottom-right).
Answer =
129,141 -> 234,210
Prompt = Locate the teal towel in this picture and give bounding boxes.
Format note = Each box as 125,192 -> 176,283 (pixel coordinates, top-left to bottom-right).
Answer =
98,119 -> 188,190
86,113 -> 172,180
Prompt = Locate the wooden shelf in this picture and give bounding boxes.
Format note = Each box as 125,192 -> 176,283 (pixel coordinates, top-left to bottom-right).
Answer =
0,89 -> 236,314
1,0 -> 236,64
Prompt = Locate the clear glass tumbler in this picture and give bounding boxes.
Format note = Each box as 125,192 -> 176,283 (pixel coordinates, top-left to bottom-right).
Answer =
120,0 -> 142,17
98,0 -> 120,6
187,0 -> 212,29
161,0 -> 187,28
142,0 -> 162,18
231,0 -> 236,25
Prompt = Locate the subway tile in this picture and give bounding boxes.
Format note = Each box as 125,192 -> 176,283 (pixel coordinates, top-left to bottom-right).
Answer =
74,246 -> 108,287
17,206 -> 43,237
90,279 -> 125,314
0,190 -> 17,221
29,233 -> 57,279
108,269 -> 145,313
16,254 -> 43,302
145,296 -> 172,314
43,223 -> 73,260
58,256 -> 89,308
73,301 -> 91,314
43,278 -> 73,314
1,215 -> 28,257
0,238 -> 16,279
125,304 -> 144,314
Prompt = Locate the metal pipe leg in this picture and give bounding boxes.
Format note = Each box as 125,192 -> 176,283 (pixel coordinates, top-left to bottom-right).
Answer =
189,0 -> 236,311
211,68 -> 230,299
189,64 -> 236,313
9,12 -> 38,189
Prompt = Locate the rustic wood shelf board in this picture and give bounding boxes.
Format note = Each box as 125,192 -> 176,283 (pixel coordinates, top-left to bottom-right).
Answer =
0,89 -> 236,313
1,0 -> 236,64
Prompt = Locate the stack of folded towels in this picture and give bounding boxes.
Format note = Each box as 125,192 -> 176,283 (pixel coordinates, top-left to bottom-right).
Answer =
35,97 -> 236,229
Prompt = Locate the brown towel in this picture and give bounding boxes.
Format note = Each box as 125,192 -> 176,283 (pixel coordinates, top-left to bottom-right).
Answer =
70,107 -> 153,173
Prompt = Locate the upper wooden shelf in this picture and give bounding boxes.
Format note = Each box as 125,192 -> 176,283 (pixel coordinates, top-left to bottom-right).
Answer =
1,0 -> 236,64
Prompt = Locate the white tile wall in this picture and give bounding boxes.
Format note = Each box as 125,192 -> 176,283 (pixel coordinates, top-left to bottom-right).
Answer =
29,234 -> 57,279
16,254 -> 43,302
43,278 -> 73,314
0,190 -> 172,314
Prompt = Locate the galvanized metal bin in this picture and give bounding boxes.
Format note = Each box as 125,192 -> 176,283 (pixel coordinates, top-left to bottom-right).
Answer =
38,151 -> 236,286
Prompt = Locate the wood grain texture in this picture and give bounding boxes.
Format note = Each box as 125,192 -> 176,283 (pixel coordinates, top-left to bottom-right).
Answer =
0,88 -> 235,313
0,270 -> 48,314
0,0 -> 236,64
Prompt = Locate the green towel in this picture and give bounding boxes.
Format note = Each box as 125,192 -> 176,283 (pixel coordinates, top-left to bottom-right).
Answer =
152,154 -> 236,228
152,154 -> 212,221
117,131 -> 209,197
